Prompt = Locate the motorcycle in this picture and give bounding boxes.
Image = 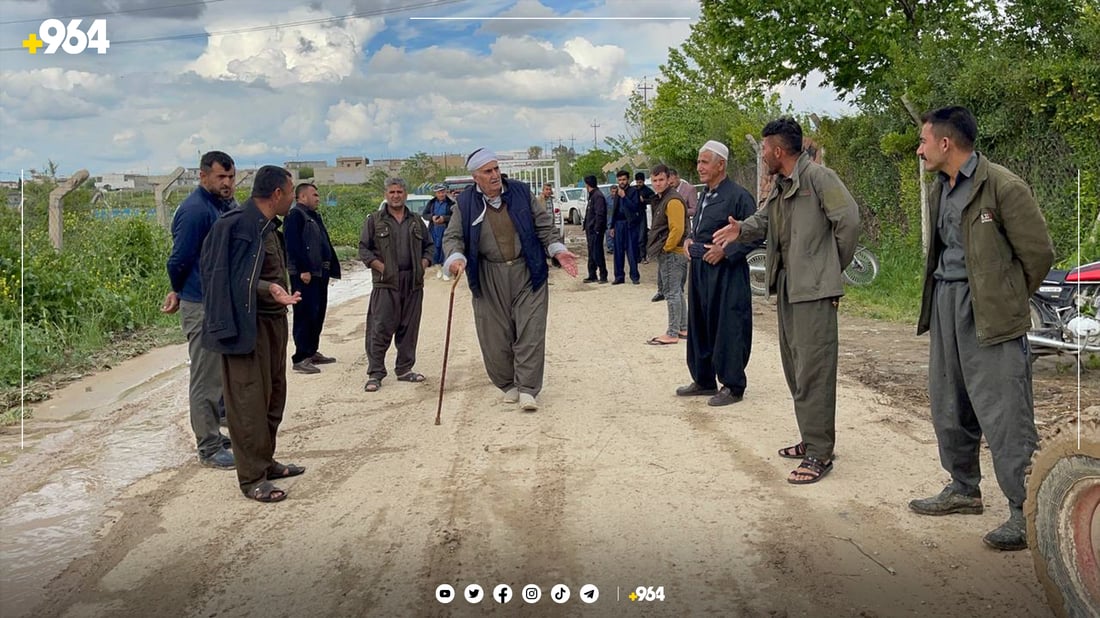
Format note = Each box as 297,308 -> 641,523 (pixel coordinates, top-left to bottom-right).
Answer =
746,242 -> 880,296
1028,260 -> 1100,358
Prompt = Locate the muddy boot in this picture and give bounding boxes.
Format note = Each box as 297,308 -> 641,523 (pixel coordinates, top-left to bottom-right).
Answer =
983,508 -> 1027,551
908,485 -> 983,516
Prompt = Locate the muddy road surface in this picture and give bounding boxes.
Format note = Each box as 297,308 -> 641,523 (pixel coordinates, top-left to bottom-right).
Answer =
2,258 -> 1084,617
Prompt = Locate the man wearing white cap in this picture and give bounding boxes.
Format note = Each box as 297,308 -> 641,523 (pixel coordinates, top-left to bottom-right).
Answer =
443,148 -> 579,411
676,140 -> 760,408
713,117 -> 861,485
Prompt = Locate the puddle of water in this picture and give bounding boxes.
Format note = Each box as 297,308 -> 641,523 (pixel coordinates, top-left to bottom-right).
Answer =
0,414 -> 188,617
0,269 -> 373,617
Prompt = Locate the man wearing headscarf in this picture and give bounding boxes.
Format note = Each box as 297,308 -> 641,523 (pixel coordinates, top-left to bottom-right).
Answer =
443,148 -> 579,411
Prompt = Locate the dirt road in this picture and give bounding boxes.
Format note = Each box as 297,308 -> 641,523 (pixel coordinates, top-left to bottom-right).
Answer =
0,254 -> 1073,617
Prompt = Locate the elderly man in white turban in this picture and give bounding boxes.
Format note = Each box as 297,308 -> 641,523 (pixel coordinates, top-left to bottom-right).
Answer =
443,148 -> 579,411
676,140 -> 761,408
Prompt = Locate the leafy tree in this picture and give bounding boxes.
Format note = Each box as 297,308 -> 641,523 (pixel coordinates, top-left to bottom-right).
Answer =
570,148 -> 616,185
298,166 -> 314,180
527,145 -> 543,159
398,152 -> 442,188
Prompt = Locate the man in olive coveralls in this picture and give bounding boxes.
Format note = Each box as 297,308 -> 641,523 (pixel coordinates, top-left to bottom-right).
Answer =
713,117 -> 861,485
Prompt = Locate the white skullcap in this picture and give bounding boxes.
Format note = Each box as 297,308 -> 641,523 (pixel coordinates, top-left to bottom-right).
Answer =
465,147 -> 498,172
699,140 -> 729,161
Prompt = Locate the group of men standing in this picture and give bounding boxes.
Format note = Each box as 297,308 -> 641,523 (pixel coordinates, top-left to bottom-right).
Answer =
163,153 -> 333,502
161,106 -> 1052,551
676,109 -> 1050,551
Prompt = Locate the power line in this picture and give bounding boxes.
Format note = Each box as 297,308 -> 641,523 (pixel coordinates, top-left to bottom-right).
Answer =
1,0 -> 464,51
0,0 -> 231,26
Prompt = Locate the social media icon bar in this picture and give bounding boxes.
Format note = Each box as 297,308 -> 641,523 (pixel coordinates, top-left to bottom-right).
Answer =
550,583 -> 570,604
522,584 -> 541,603
579,584 -> 599,604
435,584 -> 455,604
493,584 -> 513,604
464,583 -> 484,604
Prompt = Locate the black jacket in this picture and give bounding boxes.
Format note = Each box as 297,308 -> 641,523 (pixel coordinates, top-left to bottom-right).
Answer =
200,200 -> 280,355
284,203 -> 341,279
584,187 -> 607,233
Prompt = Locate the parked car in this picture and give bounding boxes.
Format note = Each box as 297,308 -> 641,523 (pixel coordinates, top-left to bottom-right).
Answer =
379,194 -> 434,228
558,186 -> 587,225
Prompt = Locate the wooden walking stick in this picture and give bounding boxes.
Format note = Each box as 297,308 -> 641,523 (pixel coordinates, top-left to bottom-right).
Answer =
436,273 -> 461,425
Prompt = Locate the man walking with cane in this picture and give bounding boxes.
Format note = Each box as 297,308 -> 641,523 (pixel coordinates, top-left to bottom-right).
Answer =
442,148 -> 579,412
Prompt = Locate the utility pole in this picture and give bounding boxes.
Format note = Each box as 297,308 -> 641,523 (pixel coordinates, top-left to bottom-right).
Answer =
637,75 -> 653,139
591,120 -> 600,149
570,135 -> 576,153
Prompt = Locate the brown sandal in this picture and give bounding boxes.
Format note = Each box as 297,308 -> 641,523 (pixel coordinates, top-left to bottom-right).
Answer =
778,442 -> 807,459
787,457 -> 833,485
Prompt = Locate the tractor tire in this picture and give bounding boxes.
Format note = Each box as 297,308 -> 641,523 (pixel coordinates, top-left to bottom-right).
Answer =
1026,427 -> 1100,618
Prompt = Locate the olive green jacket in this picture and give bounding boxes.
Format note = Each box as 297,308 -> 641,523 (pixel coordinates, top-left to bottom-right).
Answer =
916,154 -> 1054,345
739,152 -> 861,302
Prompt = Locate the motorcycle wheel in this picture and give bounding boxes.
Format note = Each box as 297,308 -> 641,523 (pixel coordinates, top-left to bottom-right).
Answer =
843,246 -> 880,286
746,250 -> 767,296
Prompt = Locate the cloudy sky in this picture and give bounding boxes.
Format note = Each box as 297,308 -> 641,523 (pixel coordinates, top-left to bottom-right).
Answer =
0,0 -> 851,180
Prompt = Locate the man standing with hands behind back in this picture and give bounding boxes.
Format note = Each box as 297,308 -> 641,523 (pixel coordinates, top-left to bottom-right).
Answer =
907,106 -> 1053,551
284,182 -> 340,375
713,117 -> 860,485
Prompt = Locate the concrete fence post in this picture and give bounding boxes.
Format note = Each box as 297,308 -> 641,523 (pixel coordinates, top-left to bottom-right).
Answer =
48,169 -> 89,250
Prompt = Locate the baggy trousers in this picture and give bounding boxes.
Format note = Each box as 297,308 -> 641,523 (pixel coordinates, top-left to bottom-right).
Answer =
929,280 -> 1037,510
473,260 -> 548,397
586,229 -> 608,281
658,252 -> 688,336
222,314 -> 288,493
365,271 -> 423,380
290,275 -> 329,364
179,300 -> 224,458
776,269 -> 839,460
612,220 -> 640,283
688,257 -> 752,394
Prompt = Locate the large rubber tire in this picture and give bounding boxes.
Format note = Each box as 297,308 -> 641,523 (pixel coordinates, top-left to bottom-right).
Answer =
1026,431 -> 1100,618
746,250 -> 767,296
843,246 -> 880,286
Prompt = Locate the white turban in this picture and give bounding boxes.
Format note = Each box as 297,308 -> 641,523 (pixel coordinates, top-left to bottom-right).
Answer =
465,147 -> 498,172
699,140 -> 729,162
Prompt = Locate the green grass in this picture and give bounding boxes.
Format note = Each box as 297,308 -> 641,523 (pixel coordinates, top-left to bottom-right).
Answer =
840,238 -> 925,323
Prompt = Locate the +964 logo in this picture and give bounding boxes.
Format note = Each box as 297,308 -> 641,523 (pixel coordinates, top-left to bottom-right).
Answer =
23,19 -> 110,55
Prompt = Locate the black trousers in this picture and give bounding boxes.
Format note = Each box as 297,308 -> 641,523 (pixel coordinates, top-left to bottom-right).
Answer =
222,314 -> 288,493
290,274 -> 329,363
687,257 -> 752,395
586,229 -> 607,280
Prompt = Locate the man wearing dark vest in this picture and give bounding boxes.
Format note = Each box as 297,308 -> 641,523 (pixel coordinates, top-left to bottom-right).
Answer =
645,164 -> 689,345
677,141 -> 760,407
443,148 -> 579,412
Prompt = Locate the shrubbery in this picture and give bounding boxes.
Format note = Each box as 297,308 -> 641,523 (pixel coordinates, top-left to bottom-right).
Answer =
0,182 -> 380,393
